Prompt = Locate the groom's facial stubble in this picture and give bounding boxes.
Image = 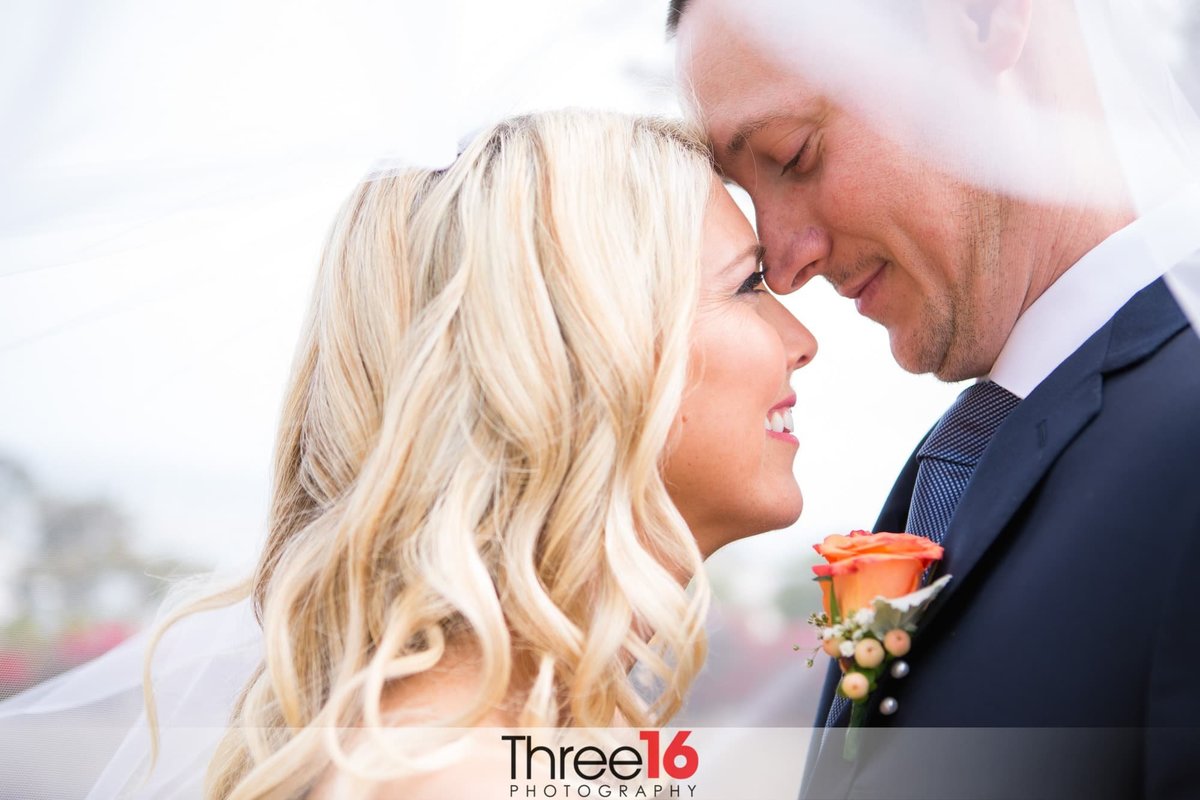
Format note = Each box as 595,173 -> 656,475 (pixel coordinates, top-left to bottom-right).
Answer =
677,3 -> 1023,383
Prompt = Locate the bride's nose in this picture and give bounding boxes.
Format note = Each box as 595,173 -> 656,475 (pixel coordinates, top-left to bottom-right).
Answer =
762,295 -> 817,371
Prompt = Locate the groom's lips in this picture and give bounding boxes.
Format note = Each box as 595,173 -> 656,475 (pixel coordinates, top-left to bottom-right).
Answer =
838,261 -> 888,315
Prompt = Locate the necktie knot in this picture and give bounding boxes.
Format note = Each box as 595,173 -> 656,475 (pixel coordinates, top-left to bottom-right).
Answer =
906,380 -> 1021,545
916,381 -> 1021,467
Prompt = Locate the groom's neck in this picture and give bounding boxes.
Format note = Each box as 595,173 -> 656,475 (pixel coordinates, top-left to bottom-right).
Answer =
1010,199 -> 1136,319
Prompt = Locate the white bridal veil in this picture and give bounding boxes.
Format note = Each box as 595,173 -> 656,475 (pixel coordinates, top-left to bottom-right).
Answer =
0,581 -> 261,798
2,1 -> 1199,798
0,1 -> 675,796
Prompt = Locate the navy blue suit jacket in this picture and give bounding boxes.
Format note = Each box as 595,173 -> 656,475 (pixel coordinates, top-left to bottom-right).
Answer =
802,278 -> 1200,799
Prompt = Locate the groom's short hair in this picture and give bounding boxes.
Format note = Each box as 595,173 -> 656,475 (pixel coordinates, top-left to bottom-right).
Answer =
665,0 -> 691,37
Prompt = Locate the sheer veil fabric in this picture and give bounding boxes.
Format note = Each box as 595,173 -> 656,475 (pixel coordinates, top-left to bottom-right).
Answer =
1076,0 -> 1200,316
695,0 -> 1200,267
1,1 -> 671,796
1,1 -> 672,795
0,587 -> 260,799
2,1 -> 1200,798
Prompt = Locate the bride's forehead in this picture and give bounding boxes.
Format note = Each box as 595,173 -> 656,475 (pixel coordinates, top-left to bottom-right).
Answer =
699,186 -> 759,272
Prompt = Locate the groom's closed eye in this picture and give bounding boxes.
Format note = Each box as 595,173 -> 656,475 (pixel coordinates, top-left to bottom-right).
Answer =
780,131 -> 821,178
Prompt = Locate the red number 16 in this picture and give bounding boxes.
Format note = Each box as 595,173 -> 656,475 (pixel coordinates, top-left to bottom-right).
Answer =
639,730 -> 698,779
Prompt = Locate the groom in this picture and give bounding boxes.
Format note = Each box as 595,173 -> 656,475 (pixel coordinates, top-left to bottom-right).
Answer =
671,1 -> 1200,798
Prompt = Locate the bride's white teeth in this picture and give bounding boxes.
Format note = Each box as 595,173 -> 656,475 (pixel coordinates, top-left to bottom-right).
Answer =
764,417 -> 771,430
783,408 -> 794,433
770,411 -> 785,433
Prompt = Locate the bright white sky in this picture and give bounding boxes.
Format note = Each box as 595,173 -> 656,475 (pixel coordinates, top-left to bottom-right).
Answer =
3,0 -> 1190,610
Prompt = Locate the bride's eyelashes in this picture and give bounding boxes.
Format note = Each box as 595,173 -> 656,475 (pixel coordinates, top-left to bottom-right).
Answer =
737,266 -> 767,295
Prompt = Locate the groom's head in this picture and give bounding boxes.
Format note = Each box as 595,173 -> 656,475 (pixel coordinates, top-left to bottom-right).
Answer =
671,0 -> 1127,382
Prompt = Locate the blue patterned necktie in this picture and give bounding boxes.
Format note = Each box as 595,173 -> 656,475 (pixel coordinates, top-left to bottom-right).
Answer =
823,380 -> 1020,730
905,380 -> 1021,543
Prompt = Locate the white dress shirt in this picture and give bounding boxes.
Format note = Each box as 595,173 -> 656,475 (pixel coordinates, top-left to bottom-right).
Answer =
987,183 -> 1200,399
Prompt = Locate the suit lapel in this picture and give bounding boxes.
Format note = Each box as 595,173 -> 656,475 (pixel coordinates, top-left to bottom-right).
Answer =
925,360 -> 1104,619
920,279 -> 1189,631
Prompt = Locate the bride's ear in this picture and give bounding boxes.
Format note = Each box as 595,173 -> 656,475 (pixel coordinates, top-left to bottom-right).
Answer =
927,0 -> 1033,75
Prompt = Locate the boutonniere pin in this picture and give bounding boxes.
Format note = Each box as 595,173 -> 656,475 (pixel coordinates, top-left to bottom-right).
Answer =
801,530 -> 951,759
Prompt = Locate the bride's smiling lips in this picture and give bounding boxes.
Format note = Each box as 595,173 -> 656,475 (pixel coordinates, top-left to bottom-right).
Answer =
765,393 -> 798,445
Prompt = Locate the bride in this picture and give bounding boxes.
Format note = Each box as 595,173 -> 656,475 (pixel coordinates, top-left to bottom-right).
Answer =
11,109 -> 818,799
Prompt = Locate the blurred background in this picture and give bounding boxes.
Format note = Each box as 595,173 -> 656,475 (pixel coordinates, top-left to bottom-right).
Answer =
1,0 -> 1198,729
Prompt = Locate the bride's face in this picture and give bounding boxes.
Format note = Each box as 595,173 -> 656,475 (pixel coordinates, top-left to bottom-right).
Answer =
664,180 -> 817,557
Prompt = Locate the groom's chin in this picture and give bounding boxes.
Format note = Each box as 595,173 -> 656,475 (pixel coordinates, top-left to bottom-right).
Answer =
886,322 -> 954,379
888,306 -> 1001,382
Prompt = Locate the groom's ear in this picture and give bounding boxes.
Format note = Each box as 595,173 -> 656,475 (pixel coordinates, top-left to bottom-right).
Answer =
933,0 -> 1033,74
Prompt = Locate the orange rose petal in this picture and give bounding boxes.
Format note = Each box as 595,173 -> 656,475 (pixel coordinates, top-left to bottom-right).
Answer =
813,531 -> 944,619
815,531 -> 943,564
830,556 -> 925,616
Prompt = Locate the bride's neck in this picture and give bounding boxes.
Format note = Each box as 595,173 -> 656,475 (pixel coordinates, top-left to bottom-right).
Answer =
378,637 -> 528,727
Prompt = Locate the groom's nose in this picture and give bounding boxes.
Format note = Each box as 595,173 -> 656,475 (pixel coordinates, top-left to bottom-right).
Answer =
756,197 -> 832,295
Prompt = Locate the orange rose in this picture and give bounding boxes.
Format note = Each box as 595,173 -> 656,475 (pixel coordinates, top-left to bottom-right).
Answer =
815,530 -> 942,563
812,531 -> 943,620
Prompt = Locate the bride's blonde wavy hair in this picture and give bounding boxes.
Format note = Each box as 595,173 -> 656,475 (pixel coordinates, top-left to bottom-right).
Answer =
143,109 -> 715,798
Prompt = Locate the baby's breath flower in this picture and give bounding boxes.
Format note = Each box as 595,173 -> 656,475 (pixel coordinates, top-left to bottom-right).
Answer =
838,640 -> 855,658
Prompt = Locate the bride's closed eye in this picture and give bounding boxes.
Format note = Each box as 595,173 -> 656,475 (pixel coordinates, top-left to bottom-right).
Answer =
737,265 -> 767,295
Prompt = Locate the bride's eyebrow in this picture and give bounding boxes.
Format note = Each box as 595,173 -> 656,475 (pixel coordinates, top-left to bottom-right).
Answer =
723,243 -> 767,275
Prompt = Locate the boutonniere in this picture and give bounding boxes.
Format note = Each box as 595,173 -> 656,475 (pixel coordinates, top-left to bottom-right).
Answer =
801,531 -> 951,759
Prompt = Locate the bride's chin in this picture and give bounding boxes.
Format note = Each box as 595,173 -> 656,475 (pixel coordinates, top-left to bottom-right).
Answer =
703,502 -> 805,559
